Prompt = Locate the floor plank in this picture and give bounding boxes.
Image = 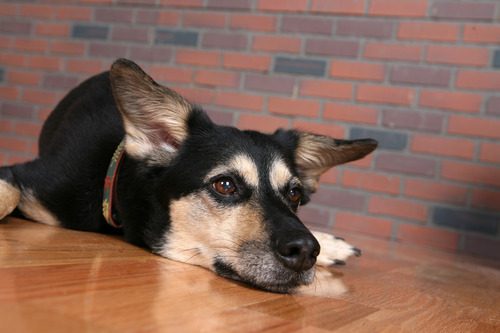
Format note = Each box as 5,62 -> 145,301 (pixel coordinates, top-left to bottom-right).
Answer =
1,217 -> 499,332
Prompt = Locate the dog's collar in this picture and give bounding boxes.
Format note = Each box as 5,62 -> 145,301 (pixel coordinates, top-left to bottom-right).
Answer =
102,140 -> 126,228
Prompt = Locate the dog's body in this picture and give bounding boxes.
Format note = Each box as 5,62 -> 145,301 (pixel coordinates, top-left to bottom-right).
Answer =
0,59 -> 377,293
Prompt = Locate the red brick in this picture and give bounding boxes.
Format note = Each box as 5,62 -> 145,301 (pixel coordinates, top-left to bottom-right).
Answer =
56,6 -> 92,20
160,0 -> 203,7
95,7 -> 133,23
65,59 -> 103,74
176,49 -> 220,67
311,0 -> 365,15
426,45 -> 489,67
369,196 -> 427,222
268,97 -> 320,118
441,161 -> 500,187
330,60 -> 384,81
26,56 -> 61,71
183,12 -> 226,29
292,120 -> 345,138
471,189 -> 500,212
342,169 -> 400,195
397,224 -> 459,251
321,168 -> 339,185
300,79 -> 352,100
337,18 -> 393,38
20,4 -> 53,19
156,11 -> 181,25
13,38 -> 48,53
7,71 -> 41,86
364,42 -> 422,62
2,102 -> 36,119
456,70 -> 500,91
230,14 -> 276,32
384,109 -> 444,136
398,22 -> 459,41
0,86 -> 19,101
411,134 -> 474,159
357,85 -> 415,106
35,23 -> 70,37
0,136 -> 30,152
22,89 -> 59,106
0,53 -> 26,67
237,114 -> 290,133
480,142 -> 500,164
369,0 -> 428,17
223,53 -> 271,72
463,24 -> 500,44
175,87 -> 215,105
194,70 -> 239,88
323,102 -> 378,125
448,115 -> 500,139
419,90 -> 482,113
334,212 -> 393,239
405,179 -> 467,205
151,66 -> 193,84
213,91 -> 263,112
350,154 -> 374,168
50,41 -> 85,55
257,0 -> 308,12
203,32 -> 247,50
14,121 -> 41,138
0,3 -> 16,15
252,35 -> 301,53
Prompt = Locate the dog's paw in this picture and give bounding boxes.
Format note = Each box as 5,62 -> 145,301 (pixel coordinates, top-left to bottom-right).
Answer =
312,230 -> 361,267
0,180 -> 20,220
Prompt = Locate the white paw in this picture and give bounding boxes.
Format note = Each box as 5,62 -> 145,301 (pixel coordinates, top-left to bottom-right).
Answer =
312,230 -> 361,267
0,180 -> 20,220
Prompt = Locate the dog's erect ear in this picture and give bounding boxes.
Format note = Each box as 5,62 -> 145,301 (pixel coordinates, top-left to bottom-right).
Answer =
274,130 -> 378,193
110,58 -> 192,163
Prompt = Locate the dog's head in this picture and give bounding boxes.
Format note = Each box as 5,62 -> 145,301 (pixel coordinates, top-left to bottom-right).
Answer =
110,59 -> 377,293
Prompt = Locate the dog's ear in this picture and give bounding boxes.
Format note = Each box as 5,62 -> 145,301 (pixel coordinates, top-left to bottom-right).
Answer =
110,58 -> 193,163
274,130 -> 378,193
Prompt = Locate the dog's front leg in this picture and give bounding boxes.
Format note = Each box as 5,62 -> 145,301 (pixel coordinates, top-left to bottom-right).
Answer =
312,230 -> 362,266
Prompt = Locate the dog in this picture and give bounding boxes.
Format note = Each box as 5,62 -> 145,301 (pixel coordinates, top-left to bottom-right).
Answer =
0,59 -> 377,293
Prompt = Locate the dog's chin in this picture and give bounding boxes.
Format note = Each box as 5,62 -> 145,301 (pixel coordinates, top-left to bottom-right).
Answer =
213,251 -> 315,294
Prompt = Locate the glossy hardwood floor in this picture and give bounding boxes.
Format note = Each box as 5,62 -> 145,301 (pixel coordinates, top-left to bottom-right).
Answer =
1,217 -> 499,332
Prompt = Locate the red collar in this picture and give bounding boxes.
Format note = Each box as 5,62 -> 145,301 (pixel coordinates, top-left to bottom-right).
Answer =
102,140 -> 126,228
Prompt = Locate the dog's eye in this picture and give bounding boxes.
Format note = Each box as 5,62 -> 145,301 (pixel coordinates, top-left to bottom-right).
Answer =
213,177 -> 237,196
288,187 -> 302,206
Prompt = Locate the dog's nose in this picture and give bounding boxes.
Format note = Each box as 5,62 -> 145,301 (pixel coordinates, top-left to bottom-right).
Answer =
276,234 -> 320,272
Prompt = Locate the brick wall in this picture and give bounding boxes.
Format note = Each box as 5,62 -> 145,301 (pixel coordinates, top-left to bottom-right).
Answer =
1,0 -> 499,259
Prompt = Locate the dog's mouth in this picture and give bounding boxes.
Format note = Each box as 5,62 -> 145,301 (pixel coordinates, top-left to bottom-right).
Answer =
212,242 -> 315,294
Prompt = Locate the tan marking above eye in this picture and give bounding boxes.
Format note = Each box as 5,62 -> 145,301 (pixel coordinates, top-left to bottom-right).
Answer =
206,154 -> 259,189
269,158 -> 296,192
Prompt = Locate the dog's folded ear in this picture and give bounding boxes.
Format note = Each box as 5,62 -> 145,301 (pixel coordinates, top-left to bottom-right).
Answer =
274,130 -> 378,193
110,58 -> 193,163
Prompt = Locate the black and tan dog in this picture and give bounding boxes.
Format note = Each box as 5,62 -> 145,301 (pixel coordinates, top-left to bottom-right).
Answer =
0,59 -> 377,293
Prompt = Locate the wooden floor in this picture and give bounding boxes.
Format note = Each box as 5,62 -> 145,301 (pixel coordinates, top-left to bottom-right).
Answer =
1,217 -> 499,332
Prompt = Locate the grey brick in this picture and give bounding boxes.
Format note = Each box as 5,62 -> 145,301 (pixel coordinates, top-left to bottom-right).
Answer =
245,74 -> 295,94
155,29 -> 198,47
375,152 -> 435,177
493,50 -> 500,68
433,206 -> 499,235
350,127 -> 407,151
463,235 -> 500,260
202,32 -> 247,50
0,102 -> 36,119
0,21 -> 31,35
305,39 -> 359,57
207,0 -> 251,10
274,57 -> 326,77
282,16 -> 332,35
337,19 -> 393,39
391,65 -> 451,87
42,74 -> 79,90
431,2 -> 495,21
383,109 -> 443,133
486,96 -> 500,116
72,24 -> 109,40
0,68 -> 4,83
314,187 -> 366,211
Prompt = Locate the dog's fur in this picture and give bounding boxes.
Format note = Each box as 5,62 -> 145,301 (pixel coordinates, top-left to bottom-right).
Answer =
0,59 -> 377,293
